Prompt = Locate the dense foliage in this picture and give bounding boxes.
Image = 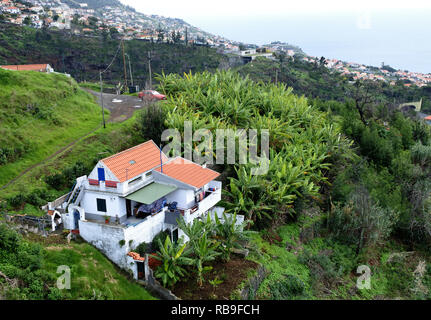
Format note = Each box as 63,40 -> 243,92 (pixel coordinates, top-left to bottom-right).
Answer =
157,70 -> 354,227
155,213 -> 251,288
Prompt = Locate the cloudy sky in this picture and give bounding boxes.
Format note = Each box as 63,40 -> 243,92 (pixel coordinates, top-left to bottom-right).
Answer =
119,0 -> 431,18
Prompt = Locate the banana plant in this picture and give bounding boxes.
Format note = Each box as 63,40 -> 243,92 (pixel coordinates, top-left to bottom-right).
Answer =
191,232 -> 220,287
214,211 -> 254,261
155,69 -> 356,226
153,236 -> 193,288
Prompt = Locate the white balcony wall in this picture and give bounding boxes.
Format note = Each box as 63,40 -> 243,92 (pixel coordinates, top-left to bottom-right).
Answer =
124,209 -> 167,247
198,189 -> 221,215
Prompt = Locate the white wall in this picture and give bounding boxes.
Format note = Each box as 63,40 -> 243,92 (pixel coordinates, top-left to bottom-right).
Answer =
165,189 -> 195,209
79,220 -> 132,272
125,209 -> 167,247
79,210 -> 169,277
81,190 -> 126,220
88,161 -> 118,182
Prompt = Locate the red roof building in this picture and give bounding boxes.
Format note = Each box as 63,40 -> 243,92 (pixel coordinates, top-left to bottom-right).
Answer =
0,64 -> 54,73
101,140 -> 169,183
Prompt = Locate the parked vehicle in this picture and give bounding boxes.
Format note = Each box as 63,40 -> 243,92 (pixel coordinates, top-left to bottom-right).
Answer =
138,90 -> 167,101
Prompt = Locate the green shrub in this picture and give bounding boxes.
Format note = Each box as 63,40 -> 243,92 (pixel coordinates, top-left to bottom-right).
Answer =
135,242 -> 151,256
153,236 -> 193,288
134,104 -> 166,146
151,230 -> 171,252
7,194 -> 26,209
269,274 -> 307,299
328,187 -> 398,251
44,173 -> 65,190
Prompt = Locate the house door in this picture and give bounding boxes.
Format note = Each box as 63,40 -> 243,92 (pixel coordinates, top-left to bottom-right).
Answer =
126,199 -> 132,218
73,210 -> 80,230
172,228 -> 179,244
137,261 -> 145,280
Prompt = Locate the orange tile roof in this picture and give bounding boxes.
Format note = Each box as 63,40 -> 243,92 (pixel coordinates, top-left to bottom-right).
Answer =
424,116 -> 431,120
127,252 -> 145,261
0,64 -> 49,72
156,157 -> 220,189
102,140 -> 168,183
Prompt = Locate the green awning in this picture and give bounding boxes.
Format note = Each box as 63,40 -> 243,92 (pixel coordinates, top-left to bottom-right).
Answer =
126,183 -> 177,204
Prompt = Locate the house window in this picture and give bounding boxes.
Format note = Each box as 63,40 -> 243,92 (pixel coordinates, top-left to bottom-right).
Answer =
145,171 -> 152,178
129,176 -> 142,185
97,198 -> 107,212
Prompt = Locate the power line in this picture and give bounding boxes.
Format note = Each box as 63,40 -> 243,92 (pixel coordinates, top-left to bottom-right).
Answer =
100,39 -> 122,75
99,37 -> 125,129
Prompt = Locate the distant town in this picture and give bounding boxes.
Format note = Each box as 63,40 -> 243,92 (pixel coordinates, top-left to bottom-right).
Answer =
1,0 -> 430,88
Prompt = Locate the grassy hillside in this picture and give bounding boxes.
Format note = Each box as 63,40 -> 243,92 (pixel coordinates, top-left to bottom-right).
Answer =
0,23 -> 227,86
1,112 -> 143,216
0,68 -> 104,188
0,224 -> 155,300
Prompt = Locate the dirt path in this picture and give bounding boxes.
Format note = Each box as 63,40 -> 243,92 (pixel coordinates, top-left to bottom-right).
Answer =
0,90 -> 146,192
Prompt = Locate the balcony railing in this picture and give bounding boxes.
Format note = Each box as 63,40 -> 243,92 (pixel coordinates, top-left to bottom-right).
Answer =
178,188 -> 222,223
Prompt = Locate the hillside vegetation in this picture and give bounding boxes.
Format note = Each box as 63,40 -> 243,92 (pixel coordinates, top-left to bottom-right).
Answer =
237,57 -> 431,113
150,70 -> 431,299
0,224 -> 155,300
0,23 -> 228,86
157,70 -> 354,227
0,68 -> 104,189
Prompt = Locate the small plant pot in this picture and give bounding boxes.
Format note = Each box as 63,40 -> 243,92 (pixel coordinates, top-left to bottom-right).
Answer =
105,219 -> 109,224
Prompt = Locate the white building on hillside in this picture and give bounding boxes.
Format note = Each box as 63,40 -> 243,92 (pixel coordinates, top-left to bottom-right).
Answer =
44,140 -> 225,280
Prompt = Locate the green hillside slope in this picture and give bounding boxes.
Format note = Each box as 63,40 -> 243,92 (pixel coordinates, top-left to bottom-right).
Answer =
0,68 -> 104,188
0,224 -> 155,300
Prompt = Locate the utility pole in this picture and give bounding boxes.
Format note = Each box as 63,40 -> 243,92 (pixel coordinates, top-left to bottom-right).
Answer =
275,68 -> 278,85
125,53 -> 133,86
148,51 -> 152,89
185,27 -> 188,46
121,39 -> 128,91
99,72 -> 106,129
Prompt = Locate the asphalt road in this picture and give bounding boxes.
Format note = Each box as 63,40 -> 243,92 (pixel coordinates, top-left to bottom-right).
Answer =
84,89 -> 148,123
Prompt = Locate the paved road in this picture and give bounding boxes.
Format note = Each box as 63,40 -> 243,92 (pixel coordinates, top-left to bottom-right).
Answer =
83,89 -> 147,123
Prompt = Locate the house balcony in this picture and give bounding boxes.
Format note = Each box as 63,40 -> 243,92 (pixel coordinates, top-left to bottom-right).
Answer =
166,181 -> 222,225
123,206 -> 167,229
83,206 -> 168,230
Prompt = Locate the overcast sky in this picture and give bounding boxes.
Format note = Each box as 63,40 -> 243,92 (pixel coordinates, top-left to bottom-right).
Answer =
119,0 -> 431,18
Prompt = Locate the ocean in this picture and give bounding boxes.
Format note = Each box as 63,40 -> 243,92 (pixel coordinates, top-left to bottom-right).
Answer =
188,9 -> 431,74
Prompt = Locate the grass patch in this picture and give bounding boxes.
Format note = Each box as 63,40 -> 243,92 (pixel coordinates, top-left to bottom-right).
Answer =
42,242 -> 156,300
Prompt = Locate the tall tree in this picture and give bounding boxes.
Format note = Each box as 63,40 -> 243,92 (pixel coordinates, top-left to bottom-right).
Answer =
348,80 -> 381,125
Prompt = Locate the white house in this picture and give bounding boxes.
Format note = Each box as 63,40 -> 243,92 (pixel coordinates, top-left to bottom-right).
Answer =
4,6 -> 20,14
44,140 -> 224,280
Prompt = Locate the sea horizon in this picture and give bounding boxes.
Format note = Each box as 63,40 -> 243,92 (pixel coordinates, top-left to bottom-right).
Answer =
185,9 -> 431,74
